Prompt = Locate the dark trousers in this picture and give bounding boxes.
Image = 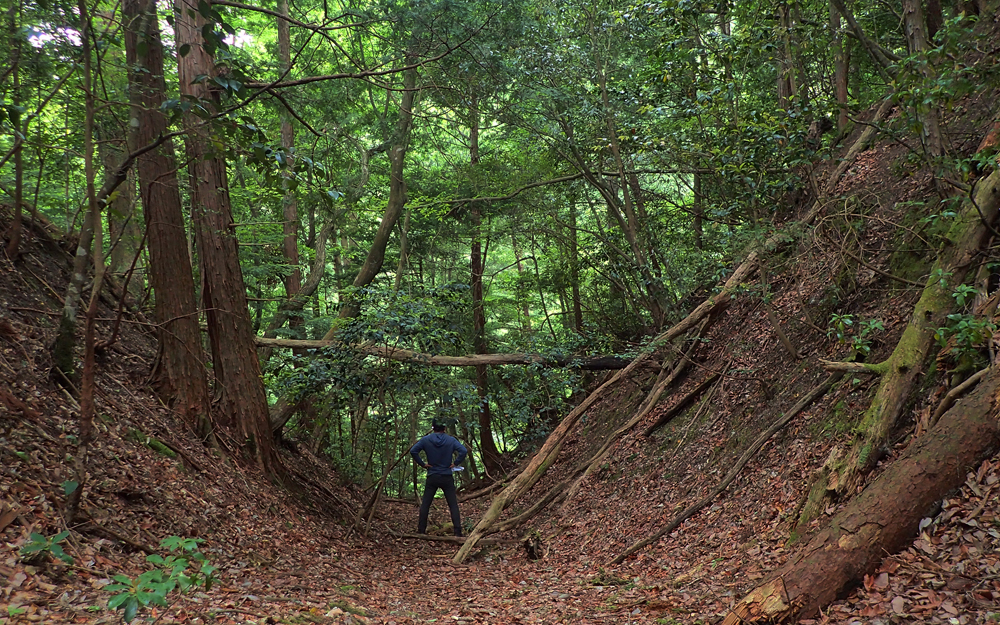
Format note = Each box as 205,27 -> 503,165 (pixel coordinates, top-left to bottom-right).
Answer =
418,473 -> 461,536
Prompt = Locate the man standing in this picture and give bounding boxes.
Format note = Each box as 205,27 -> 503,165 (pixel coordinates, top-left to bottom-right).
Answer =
410,422 -> 468,536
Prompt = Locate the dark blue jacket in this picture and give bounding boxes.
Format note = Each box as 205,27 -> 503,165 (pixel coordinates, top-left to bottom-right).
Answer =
410,432 -> 468,476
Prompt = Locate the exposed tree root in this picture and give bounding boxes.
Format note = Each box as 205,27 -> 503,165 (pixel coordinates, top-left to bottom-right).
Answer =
557,315 -> 718,512
931,365 -> 989,426
643,370 -> 722,437
611,372 -> 843,565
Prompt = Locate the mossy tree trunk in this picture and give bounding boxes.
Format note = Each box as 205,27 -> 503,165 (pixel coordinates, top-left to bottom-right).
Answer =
800,169 -> 1000,524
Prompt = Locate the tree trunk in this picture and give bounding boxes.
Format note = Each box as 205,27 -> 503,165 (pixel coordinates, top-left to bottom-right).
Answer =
776,0 -> 796,110
66,0 -> 100,525
564,201 -> 584,333
393,209 -> 410,292
326,61 -> 417,326
925,0 -> 943,40
468,99 -> 503,475
52,208 -> 95,385
277,0 -> 301,311
831,0 -> 849,132
4,0 -> 22,260
722,365 -> 1000,623
99,125 -> 140,281
125,0 -> 212,438
174,0 -> 283,479
902,0 -> 945,157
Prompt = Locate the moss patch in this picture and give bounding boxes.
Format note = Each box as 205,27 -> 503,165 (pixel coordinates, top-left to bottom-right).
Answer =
124,429 -> 176,459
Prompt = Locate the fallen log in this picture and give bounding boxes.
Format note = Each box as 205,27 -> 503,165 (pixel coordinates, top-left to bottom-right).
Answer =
721,364 -> 1000,623
255,336 -> 641,369
643,371 -> 721,437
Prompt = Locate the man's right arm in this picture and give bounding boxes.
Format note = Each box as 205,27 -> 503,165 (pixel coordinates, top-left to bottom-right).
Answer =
409,440 -> 427,468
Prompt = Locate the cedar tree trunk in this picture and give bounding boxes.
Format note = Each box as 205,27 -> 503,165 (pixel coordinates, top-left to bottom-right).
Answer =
125,0 -> 212,438
174,0 -> 283,478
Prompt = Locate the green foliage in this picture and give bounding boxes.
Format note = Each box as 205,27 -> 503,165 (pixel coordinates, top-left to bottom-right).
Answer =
935,314 -> 996,358
827,314 -> 884,357
19,530 -> 73,564
105,536 -> 216,623
933,284 -> 997,364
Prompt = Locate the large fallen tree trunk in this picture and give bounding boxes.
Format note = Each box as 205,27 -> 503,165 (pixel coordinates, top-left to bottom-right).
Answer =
798,168 -> 1000,525
721,364 -> 1000,623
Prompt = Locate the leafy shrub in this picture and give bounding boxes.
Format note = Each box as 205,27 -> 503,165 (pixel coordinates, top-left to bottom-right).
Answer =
105,536 -> 217,623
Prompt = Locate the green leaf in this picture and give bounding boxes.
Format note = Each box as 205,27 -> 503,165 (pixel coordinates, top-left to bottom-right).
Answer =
178,43 -> 191,57
108,593 -> 132,609
123,597 -> 139,622
63,481 -> 78,496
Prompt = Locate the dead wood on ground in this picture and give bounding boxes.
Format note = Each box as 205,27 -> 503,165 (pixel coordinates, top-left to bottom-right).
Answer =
611,372 -> 844,565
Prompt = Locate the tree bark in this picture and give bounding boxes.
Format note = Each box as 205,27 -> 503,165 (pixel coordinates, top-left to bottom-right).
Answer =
831,0 -> 849,132
277,0 -> 301,312
67,0 -> 100,525
902,0 -> 945,157
3,0 -> 22,261
468,97 -> 503,475
52,207 -> 95,384
776,0 -> 796,110
125,0 -> 212,438
722,366 -> 1000,623
174,0 -> 283,479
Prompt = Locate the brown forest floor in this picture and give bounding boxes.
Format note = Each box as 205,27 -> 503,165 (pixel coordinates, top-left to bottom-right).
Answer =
5,87 -> 1000,624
